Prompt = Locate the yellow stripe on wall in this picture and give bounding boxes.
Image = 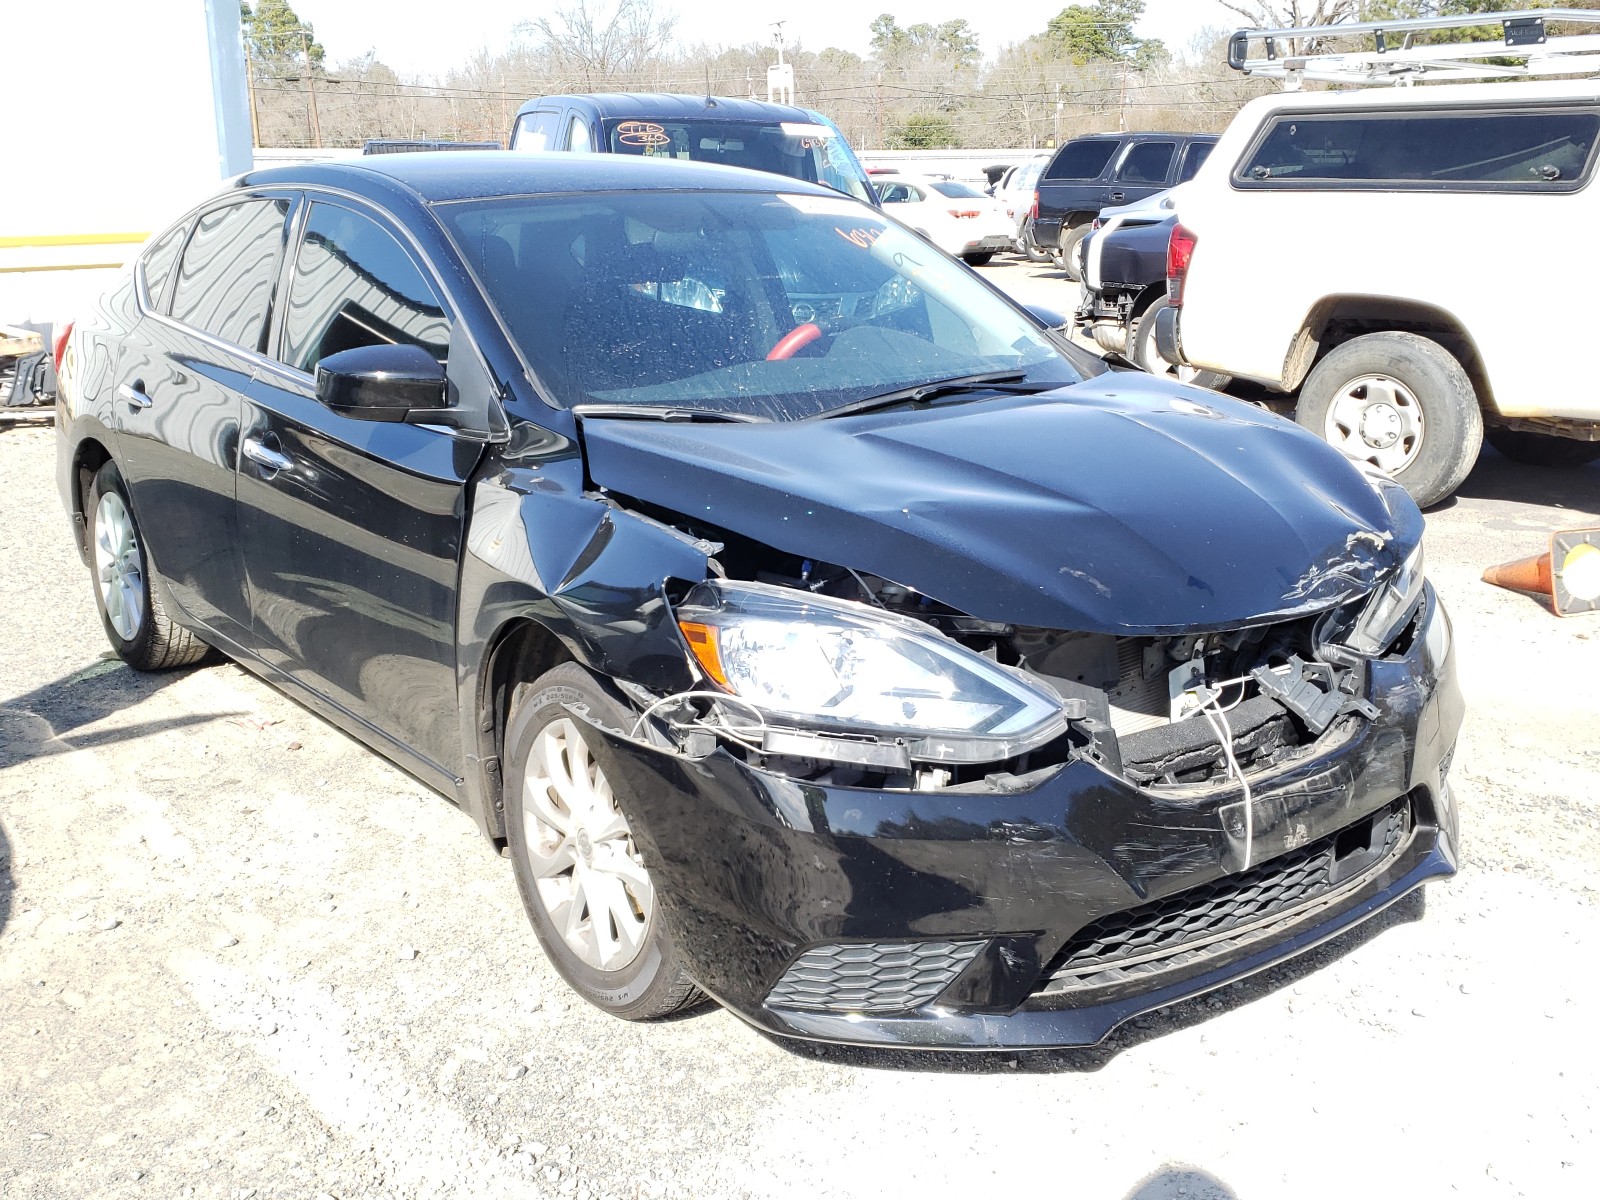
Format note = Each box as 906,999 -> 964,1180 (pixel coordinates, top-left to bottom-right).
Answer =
0,262 -> 128,274
0,233 -> 150,249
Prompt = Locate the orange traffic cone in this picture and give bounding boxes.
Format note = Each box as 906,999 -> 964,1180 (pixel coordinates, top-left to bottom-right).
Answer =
1481,527 -> 1600,616
1482,551 -> 1553,598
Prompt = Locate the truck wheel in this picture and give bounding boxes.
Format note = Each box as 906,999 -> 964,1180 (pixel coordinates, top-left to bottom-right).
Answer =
1056,223 -> 1091,282
1020,228 -> 1051,263
503,663 -> 705,1021
1485,427 -> 1600,468
1133,299 -> 1230,391
1296,332 -> 1482,509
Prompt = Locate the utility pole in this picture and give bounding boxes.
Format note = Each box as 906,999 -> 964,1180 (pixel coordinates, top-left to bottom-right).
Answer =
301,29 -> 322,149
246,61 -> 260,148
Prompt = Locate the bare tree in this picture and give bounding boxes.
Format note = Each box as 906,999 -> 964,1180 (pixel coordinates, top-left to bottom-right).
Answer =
1212,0 -> 1365,53
519,0 -> 679,88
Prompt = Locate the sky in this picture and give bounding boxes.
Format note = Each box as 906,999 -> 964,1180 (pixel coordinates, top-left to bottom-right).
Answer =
293,0 -> 1233,78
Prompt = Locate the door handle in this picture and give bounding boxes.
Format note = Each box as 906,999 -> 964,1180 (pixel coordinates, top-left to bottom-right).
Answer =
1108,191 -> 1125,203
117,381 -> 153,410
242,435 -> 293,474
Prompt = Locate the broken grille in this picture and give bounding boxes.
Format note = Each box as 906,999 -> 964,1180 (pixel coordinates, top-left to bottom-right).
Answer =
1034,796 -> 1411,997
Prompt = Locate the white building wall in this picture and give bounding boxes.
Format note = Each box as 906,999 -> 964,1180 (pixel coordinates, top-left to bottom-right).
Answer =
0,0 -> 250,326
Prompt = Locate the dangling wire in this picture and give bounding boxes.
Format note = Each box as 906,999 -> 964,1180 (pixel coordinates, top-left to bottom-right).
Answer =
1199,685 -> 1254,870
630,689 -> 769,751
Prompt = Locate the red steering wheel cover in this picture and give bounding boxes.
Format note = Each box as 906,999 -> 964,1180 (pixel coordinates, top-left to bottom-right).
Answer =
767,322 -> 823,361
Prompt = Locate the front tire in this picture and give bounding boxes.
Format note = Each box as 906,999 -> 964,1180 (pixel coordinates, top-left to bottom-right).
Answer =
1133,298 -> 1230,391
503,663 -> 704,1021
1296,332 -> 1483,509
86,462 -> 209,670
1485,427 -> 1600,468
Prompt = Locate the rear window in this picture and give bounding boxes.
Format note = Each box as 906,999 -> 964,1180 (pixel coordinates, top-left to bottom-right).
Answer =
1178,141 -> 1213,183
169,198 -> 290,350
139,221 -> 188,313
1115,141 -> 1176,185
1045,140 -> 1118,181
512,109 -> 560,151
1237,108 -> 1600,191
930,181 -> 984,199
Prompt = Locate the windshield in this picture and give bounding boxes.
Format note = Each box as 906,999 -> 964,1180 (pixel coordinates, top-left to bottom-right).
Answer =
601,118 -> 873,203
441,190 -> 1085,421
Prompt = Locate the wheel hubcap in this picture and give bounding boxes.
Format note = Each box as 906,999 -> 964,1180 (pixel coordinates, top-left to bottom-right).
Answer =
522,717 -> 653,971
93,491 -> 146,642
1323,375 -> 1425,474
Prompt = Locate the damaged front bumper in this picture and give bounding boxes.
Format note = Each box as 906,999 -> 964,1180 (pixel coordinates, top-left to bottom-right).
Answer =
581,590 -> 1463,1050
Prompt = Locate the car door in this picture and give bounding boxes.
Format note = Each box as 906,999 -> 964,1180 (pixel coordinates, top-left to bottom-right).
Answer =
238,196 -> 479,778
111,194 -> 292,645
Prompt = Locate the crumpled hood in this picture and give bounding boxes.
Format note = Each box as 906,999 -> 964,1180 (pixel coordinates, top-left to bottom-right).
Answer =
578,374 -> 1423,634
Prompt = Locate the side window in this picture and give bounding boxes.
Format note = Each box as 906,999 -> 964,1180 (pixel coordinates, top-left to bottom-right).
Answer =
1178,141 -> 1214,183
512,109 -> 561,151
1045,140 -> 1117,181
568,115 -> 594,153
139,221 -> 189,313
1238,109 -> 1600,189
280,202 -> 450,375
169,198 -> 290,350
1116,141 -> 1176,185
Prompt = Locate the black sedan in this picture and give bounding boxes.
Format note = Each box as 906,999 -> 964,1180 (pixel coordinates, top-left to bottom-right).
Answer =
55,153 -> 1461,1049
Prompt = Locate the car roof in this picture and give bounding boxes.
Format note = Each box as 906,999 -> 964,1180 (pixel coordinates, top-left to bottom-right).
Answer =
235,151 -> 839,205
514,92 -> 820,124
1068,131 -> 1217,142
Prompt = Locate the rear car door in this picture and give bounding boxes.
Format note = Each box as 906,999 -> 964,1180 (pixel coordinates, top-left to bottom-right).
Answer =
111,193 -> 292,645
239,196 -> 477,779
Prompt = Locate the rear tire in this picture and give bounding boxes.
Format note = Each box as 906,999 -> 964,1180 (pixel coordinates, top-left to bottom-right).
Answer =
1133,298 -> 1230,391
1056,223 -> 1091,281
1296,332 -> 1482,509
962,251 -> 995,266
503,663 -> 705,1021
1485,427 -> 1600,468
86,462 -> 210,671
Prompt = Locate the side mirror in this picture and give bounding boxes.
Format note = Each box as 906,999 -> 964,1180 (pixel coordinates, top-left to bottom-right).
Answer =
1024,304 -> 1069,331
315,343 -> 448,423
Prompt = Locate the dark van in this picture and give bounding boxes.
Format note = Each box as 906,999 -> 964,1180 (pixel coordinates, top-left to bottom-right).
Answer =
509,93 -> 877,204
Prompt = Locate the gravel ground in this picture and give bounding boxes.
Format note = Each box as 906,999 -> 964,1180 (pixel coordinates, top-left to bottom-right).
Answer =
3,271 -> 1599,1198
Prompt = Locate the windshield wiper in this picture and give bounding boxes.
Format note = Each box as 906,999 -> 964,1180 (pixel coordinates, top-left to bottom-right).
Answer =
573,404 -> 769,424
815,370 -> 1060,420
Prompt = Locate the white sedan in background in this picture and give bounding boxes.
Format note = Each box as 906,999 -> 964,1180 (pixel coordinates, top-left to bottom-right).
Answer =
873,174 -> 1014,265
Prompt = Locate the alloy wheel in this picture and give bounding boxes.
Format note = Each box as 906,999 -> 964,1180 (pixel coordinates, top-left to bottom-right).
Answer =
1323,374 -> 1425,474
522,717 -> 654,971
94,491 -> 146,642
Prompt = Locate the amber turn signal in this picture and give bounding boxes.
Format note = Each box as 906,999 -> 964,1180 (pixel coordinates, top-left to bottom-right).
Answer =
677,621 -> 730,687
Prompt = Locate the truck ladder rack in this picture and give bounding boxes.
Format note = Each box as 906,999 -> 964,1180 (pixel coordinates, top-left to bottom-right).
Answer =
1227,8 -> 1600,89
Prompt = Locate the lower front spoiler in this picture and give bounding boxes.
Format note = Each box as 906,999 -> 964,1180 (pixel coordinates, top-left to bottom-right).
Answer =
751,832 -> 1451,1051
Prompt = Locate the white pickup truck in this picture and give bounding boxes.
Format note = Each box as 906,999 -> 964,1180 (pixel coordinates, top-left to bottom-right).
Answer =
1157,13 -> 1600,507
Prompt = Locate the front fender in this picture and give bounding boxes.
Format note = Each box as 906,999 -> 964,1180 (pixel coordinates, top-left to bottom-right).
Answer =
453,457 -> 711,837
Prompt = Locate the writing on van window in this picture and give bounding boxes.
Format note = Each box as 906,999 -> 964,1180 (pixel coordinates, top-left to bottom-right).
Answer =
616,121 -> 671,148
835,226 -> 884,250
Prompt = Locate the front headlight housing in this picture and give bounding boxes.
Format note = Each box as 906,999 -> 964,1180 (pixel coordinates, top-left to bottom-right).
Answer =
673,580 -> 1066,764
1347,543 -> 1427,656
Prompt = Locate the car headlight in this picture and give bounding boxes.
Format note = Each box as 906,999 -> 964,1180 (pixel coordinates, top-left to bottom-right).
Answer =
1347,543 -> 1427,656
673,580 -> 1066,763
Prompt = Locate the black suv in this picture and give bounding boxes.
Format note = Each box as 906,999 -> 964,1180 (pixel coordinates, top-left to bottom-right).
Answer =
1032,131 -> 1217,279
